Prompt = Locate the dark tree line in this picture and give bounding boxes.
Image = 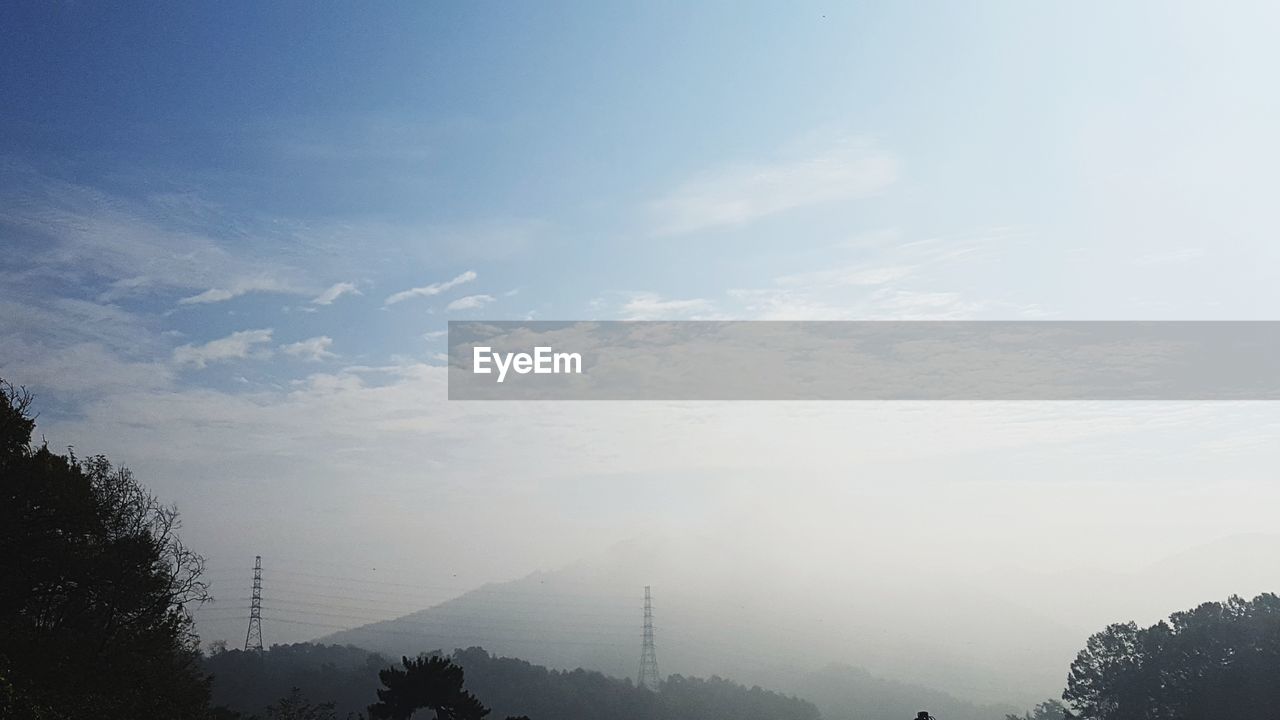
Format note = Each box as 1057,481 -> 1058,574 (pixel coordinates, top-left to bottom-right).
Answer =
451,646 -> 819,720
204,644 -> 820,720
204,642 -> 387,717
1064,593 -> 1280,720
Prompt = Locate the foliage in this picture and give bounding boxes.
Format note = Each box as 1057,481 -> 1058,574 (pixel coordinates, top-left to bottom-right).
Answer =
265,687 -> 340,720
1006,699 -> 1068,720
0,379 -> 212,719
368,655 -> 491,720
0,654 -> 66,720
205,643 -> 820,720
1064,593 -> 1280,719
448,646 -> 819,720
205,643 -> 388,717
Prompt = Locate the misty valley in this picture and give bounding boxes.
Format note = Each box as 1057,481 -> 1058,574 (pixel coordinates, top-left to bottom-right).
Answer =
5,381 -> 1280,719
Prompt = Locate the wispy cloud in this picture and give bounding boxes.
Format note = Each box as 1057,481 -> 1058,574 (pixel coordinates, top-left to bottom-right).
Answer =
651,136 -> 898,235
729,282 -> 986,321
1,296 -> 163,356
282,336 -> 337,361
178,275 -> 304,305
385,271 -> 477,306
862,288 -> 986,319
726,289 -> 855,320
312,282 -> 361,306
2,170 -> 312,303
620,292 -> 715,320
724,227 -> 1022,320
173,329 -> 274,368
774,264 -> 915,288
446,294 -> 495,311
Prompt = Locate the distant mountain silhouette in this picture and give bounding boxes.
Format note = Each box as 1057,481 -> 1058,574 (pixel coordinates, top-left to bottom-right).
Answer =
319,533 -> 1280,711
319,534 -> 1071,707
794,663 -> 1017,720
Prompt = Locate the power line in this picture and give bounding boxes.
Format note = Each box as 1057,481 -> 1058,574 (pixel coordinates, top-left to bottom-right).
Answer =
238,599 -> 637,627
205,574 -> 634,607
206,592 -> 635,622
257,616 -> 632,648
203,567 -> 637,600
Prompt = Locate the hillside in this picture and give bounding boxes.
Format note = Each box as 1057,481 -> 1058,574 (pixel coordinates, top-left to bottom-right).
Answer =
317,535 -> 1029,707
319,532 -> 1280,710
202,643 -> 819,720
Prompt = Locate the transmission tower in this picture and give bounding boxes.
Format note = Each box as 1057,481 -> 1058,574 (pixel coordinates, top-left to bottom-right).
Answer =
638,585 -> 660,691
244,555 -> 264,653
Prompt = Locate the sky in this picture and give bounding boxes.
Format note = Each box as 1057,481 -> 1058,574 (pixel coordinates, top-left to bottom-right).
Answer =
3,0 -> 1280,700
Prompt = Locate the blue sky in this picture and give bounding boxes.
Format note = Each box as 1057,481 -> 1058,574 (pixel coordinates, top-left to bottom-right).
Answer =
8,1 -> 1277,354
4,1 -> 1280,698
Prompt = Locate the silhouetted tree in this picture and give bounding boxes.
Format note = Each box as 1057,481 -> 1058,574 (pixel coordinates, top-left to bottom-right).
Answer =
0,379 -> 212,719
266,687 -> 340,720
368,655 -> 491,720
1064,593 -> 1280,719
